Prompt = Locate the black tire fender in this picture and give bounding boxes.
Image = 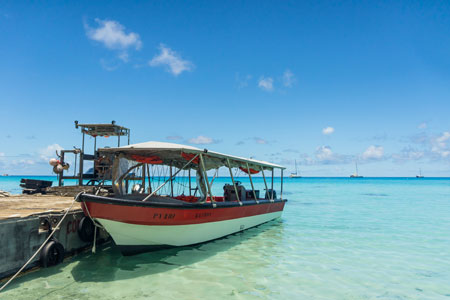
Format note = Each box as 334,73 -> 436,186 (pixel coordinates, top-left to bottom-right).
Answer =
40,240 -> 65,268
78,216 -> 95,243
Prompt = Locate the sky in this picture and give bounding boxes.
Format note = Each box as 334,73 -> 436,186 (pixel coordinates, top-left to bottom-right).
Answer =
1,0 -> 450,176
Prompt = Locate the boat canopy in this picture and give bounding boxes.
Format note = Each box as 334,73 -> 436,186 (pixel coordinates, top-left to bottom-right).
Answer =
98,141 -> 285,171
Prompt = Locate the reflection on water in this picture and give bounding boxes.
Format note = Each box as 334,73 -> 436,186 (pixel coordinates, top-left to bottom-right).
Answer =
2,178 -> 450,299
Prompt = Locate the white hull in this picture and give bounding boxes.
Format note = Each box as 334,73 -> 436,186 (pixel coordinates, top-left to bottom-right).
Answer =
97,211 -> 282,247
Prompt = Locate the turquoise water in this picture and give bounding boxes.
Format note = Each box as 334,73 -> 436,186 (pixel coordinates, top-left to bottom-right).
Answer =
1,177 -> 450,299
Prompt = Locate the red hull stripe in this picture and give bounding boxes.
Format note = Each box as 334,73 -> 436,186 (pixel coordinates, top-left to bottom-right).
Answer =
84,201 -> 285,226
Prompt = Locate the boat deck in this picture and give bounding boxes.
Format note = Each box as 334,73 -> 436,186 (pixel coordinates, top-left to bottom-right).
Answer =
0,194 -> 81,220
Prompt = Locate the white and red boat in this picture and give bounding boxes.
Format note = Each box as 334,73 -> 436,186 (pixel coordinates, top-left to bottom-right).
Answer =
78,141 -> 287,255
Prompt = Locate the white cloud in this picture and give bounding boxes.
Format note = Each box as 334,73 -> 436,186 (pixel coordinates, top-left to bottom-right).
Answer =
418,122 -> 427,129
39,144 -> 63,161
322,126 -> 335,135
85,19 -> 142,51
0,152 -> 5,157
392,147 -> 424,163
236,73 -> 252,89
166,135 -> 183,141
431,131 -> 450,158
188,136 -> 217,145
254,137 -> 268,144
258,77 -> 274,91
362,145 -> 384,160
11,159 -> 35,166
315,146 -> 334,161
149,44 -> 194,76
282,70 -> 295,87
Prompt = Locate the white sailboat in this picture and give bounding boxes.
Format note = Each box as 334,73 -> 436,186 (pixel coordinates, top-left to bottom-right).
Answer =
290,160 -> 302,178
350,162 -> 363,178
416,169 -> 424,178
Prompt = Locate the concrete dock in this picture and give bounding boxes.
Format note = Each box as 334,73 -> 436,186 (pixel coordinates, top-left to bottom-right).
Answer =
0,193 -> 108,280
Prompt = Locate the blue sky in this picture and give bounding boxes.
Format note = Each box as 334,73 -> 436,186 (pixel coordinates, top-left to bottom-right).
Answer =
1,0 -> 450,176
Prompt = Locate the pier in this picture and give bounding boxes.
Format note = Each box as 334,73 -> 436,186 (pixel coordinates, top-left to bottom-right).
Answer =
0,193 -> 109,280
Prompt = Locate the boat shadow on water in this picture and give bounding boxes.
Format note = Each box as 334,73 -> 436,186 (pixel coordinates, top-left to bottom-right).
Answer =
70,219 -> 285,283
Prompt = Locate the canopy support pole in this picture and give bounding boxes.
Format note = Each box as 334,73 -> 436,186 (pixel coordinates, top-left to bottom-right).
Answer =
199,153 -> 215,203
246,163 -> 258,203
142,164 -> 146,191
271,169 -> 274,200
260,166 -> 271,202
170,162 -> 173,197
146,164 -> 151,193
281,169 -> 283,200
142,154 -> 199,201
188,169 -> 191,196
227,158 -> 241,205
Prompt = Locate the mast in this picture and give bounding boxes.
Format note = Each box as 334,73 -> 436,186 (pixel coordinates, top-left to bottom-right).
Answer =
295,160 -> 298,175
355,162 -> 359,176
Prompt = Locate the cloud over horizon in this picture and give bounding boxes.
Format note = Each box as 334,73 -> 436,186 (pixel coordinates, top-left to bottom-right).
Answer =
322,126 -> 335,135
85,18 -> 142,62
361,145 -> 384,160
187,135 -> 219,145
258,77 -> 274,91
149,44 -> 194,76
282,70 -> 295,87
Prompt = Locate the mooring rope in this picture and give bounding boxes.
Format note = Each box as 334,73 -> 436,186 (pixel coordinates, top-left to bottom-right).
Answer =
0,192 -> 81,293
81,198 -> 105,254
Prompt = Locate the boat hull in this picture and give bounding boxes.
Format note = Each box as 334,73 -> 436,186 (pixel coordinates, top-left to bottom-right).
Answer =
80,195 -> 286,255
98,210 -> 282,255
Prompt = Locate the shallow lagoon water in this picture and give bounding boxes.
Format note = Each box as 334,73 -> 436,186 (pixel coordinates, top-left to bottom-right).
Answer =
1,177 -> 450,299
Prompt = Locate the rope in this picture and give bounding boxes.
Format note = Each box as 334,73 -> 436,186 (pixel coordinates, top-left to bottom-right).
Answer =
0,192 -> 81,293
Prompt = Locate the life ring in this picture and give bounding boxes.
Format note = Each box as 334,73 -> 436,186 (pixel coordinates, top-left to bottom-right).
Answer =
78,216 -> 95,242
40,240 -> 65,268
95,156 -> 111,176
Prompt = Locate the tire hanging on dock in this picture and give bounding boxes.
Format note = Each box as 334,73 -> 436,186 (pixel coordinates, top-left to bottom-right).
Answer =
77,216 -> 95,243
40,240 -> 65,268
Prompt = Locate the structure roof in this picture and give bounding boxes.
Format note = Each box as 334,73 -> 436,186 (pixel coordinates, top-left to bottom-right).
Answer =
100,141 -> 285,170
75,121 -> 129,137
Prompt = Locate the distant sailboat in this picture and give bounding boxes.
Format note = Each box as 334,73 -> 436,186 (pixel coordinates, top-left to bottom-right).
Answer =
290,160 -> 302,178
416,169 -> 424,178
350,162 -> 363,178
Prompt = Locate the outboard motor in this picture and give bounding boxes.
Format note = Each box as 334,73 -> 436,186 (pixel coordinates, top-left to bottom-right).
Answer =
223,181 -> 246,201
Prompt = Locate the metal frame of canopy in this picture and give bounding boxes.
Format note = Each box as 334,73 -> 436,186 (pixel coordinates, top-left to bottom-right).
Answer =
99,141 -> 285,204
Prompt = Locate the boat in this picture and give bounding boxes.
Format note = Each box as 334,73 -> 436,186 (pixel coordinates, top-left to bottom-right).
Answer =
416,169 -> 424,178
289,160 -> 302,178
350,162 -> 363,178
1,174 -> 8,176
77,141 -> 287,255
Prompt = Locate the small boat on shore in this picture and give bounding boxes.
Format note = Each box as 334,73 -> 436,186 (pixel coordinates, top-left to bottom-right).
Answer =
78,141 -> 287,255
